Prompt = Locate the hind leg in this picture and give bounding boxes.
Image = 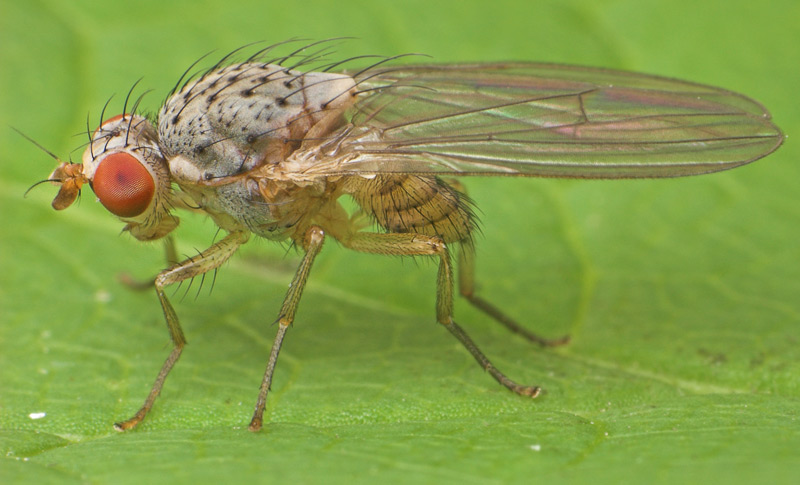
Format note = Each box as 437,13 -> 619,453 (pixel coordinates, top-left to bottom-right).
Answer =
340,231 -> 542,398
457,238 -> 570,347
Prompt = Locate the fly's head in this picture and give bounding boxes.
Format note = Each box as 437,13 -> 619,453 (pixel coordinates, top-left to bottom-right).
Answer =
50,114 -> 180,241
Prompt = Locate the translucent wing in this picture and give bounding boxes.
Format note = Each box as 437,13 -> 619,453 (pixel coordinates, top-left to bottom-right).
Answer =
296,63 -> 783,178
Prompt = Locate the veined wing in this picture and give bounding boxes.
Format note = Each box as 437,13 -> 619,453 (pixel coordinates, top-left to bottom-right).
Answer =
296,63 -> 782,178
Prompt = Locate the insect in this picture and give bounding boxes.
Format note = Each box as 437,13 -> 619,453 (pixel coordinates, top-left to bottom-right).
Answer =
35,40 -> 783,431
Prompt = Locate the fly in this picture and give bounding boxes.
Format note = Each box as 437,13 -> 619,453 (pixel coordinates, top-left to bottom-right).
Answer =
34,40 -> 783,431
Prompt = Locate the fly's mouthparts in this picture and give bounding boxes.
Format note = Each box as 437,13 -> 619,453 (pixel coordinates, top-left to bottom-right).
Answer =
49,162 -> 88,211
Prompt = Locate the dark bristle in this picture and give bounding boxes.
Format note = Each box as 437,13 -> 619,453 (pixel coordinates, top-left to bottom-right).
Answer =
168,50 -> 215,98
86,112 -> 95,160
98,95 -> 115,129
244,38 -> 305,64
321,54 -> 385,73
271,37 -> 351,67
201,41 -> 264,82
122,78 -> 144,117
350,53 -> 429,79
130,90 -> 152,117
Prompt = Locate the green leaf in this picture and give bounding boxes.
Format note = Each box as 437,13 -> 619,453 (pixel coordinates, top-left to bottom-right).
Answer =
1,0 -> 798,483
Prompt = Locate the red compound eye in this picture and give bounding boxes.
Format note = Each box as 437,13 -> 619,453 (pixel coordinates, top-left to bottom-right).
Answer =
92,152 -> 155,217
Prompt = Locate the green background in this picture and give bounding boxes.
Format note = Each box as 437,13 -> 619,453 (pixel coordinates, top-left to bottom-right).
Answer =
1,0 -> 798,483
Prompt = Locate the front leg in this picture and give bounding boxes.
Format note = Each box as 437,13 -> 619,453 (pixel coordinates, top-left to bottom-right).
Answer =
118,235 -> 179,290
114,230 -> 250,431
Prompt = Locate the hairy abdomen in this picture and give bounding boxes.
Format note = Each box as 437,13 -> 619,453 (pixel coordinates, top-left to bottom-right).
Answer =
344,175 -> 475,243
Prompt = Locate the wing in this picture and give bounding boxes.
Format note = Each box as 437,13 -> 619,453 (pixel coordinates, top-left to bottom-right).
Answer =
295,63 -> 783,178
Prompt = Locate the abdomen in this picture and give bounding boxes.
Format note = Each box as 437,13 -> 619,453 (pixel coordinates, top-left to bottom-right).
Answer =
344,175 -> 475,243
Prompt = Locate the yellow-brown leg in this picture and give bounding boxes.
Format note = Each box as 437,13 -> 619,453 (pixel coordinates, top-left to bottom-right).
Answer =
338,231 -> 542,399
457,239 -> 570,347
249,226 -> 326,431
118,235 -> 180,290
114,230 -> 250,431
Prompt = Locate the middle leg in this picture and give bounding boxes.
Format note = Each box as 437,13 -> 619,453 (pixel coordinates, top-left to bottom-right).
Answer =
249,225 -> 327,431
